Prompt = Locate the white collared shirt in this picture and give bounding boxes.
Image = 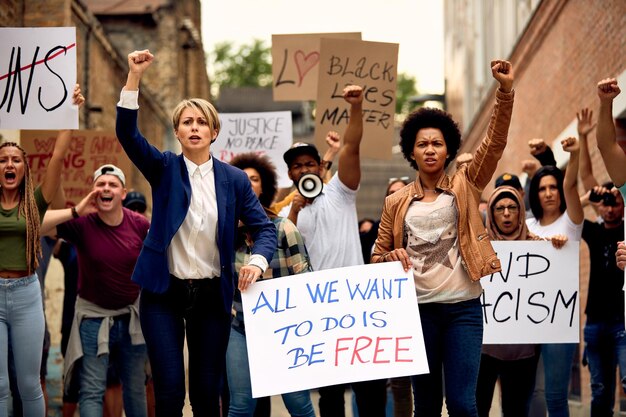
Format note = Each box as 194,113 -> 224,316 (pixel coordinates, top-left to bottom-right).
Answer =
168,157 -> 220,279
117,88 -> 269,277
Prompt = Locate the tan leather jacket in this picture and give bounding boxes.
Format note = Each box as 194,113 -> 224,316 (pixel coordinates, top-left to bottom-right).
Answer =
372,88 -> 515,281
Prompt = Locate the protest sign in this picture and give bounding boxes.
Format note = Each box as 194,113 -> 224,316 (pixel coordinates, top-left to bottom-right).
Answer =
213,111 -> 292,188
21,130 -> 133,206
482,241 -> 580,344
315,38 -> 398,160
272,33 -> 361,101
0,27 -> 78,129
242,261 -> 427,398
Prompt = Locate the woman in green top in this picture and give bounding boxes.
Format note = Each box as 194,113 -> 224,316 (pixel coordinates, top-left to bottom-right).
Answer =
0,85 -> 83,417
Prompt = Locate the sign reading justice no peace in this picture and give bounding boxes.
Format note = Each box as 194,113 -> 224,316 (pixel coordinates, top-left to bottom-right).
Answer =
0,27 -> 78,129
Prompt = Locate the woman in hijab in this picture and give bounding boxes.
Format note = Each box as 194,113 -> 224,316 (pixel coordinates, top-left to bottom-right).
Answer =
476,185 -> 565,417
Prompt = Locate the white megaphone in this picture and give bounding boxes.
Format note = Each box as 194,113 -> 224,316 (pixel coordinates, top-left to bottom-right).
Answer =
297,173 -> 323,199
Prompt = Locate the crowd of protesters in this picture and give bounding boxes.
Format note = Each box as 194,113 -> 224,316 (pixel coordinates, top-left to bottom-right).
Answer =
1,46 -> 625,417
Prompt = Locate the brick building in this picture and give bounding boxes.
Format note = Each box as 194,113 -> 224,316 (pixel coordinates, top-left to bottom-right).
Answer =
444,0 -> 626,414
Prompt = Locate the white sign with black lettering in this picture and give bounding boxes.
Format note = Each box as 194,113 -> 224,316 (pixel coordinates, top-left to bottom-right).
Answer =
213,111 -> 292,188
482,240 -> 580,344
0,27 -> 78,129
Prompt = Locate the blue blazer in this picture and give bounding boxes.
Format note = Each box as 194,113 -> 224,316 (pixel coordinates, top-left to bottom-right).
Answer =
116,107 -> 276,313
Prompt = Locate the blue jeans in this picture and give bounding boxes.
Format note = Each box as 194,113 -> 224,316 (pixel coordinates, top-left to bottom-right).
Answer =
584,321 -> 626,417
411,297 -> 483,417
140,276 -> 231,417
0,275 -> 45,417
226,328 -> 316,417
79,315 -> 147,417
541,343 -> 576,417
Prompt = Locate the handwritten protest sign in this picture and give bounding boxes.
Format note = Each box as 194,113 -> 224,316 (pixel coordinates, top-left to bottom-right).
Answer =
0,27 -> 78,129
315,38 -> 398,160
21,130 -> 133,206
242,262 -> 427,398
272,33 -> 361,101
213,111 -> 292,188
482,241 -> 580,344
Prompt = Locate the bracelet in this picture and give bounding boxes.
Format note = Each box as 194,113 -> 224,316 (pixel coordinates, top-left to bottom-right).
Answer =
71,206 -> 79,219
321,159 -> 332,170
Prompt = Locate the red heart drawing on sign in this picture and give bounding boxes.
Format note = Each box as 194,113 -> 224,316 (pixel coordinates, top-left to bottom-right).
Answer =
294,50 -> 320,87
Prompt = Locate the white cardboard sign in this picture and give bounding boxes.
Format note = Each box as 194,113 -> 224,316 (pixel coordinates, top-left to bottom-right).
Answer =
213,111 -> 292,188
482,241 -> 580,344
0,27 -> 78,129
242,262 -> 428,397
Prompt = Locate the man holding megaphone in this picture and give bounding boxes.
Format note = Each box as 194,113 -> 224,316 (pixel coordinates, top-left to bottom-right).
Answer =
278,86 -> 387,417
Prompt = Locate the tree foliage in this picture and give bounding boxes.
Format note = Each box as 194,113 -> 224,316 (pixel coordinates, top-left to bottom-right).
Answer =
211,39 -> 272,89
396,72 -> 418,114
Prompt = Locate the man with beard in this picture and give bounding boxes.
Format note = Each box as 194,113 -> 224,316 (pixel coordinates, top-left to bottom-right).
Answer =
279,86 -> 387,417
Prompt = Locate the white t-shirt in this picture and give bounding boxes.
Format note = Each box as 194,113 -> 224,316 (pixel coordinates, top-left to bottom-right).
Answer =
526,211 -> 583,241
279,174 -> 363,271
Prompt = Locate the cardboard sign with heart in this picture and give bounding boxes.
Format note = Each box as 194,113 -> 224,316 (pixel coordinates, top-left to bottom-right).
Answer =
272,33 -> 361,101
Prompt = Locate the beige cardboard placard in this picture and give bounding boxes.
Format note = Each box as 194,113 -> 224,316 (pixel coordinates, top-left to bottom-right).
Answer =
21,130 -> 133,206
272,33 -> 361,101
315,39 -> 398,160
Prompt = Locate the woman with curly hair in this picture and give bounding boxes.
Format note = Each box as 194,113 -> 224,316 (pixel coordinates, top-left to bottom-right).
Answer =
0,85 -> 83,417
372,61 -> 514,416
226,152 -> 316,417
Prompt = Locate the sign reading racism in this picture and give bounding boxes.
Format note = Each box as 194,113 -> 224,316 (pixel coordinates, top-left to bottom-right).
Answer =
482,241 -> 580,344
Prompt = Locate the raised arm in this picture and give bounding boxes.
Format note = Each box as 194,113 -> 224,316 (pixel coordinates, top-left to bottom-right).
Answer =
337,85 -> 363,190
576,108 -> 598,192
561,136 -> 584,224
528,138 -> 557,167
124,49 -> 154,92
596,78 -> 626,186
320,131 -> 341,182
466,60 -> 515,188
40,85 -> 84,202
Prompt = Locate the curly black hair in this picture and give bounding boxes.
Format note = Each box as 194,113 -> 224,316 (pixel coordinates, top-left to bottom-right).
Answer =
399,107 -> 462,171
229,152 -> 277,208
528,165 -> 566,220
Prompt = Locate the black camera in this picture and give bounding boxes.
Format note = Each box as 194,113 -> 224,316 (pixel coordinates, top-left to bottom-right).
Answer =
589,189 -> 617,206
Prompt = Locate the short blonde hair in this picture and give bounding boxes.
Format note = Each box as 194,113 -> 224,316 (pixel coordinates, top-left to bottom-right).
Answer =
172,98 -> 220,135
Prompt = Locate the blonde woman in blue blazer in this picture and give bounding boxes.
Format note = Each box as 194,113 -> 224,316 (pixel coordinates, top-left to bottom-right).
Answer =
116,49 -> 276,417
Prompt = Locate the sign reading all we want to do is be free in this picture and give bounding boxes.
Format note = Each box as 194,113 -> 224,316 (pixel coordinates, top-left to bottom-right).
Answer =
242,262 -> 428,398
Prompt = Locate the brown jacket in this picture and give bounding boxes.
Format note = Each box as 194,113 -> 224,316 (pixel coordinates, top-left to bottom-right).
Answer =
372,88 -> 515,281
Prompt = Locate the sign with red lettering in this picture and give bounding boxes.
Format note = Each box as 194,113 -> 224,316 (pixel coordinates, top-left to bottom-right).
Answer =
20,130 -> 133,206
213,111 -> 292,188
241,262 -> 427,397
315,38 -> 398,160
272,33 -> 361,102
0,27 -> 78,129
482,241 -> 580,344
